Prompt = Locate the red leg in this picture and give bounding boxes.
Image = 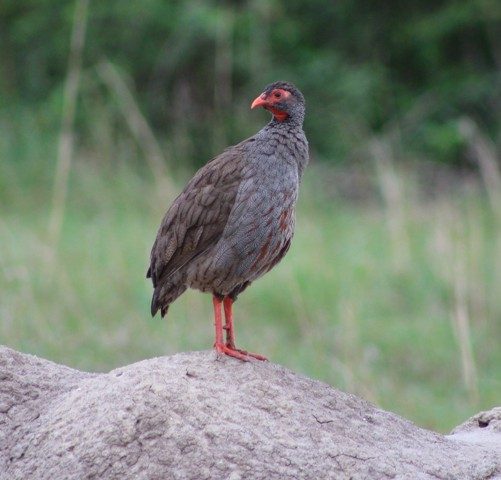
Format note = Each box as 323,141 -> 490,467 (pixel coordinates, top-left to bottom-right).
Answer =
213,295 -> 224,347
213,295 -> 248,360
223,296 -> 236,349
220,296 -> 267,361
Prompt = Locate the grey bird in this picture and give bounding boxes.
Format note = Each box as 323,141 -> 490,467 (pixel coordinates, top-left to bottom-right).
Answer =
147,81 -> 309,360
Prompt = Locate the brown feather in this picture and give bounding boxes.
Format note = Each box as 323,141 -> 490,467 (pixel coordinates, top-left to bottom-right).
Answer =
148,142 -> 246,305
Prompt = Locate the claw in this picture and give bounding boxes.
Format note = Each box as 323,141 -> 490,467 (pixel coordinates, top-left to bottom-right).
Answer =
232,347 -> 267,361
215,343 -> 267,362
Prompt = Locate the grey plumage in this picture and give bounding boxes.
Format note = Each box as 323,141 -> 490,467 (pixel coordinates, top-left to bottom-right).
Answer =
147,81 -> 309,319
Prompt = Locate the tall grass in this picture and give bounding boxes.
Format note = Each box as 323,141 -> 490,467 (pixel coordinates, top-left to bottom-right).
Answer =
0,107 -> 499,433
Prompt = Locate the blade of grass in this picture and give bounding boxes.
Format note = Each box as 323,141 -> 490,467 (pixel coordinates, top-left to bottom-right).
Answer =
48,0 -> 89,257
371,138 -> 410,273
96,59 -> 172,192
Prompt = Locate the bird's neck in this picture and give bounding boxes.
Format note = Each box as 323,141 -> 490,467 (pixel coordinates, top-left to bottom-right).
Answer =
268,116 -> 304,131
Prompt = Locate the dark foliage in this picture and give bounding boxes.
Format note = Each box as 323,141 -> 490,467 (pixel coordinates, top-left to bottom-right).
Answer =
1,0 -> 499,166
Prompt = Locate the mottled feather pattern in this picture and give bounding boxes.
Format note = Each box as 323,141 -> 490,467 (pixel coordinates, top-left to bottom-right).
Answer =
148,82 -> 308,317
148,148 -> 242,289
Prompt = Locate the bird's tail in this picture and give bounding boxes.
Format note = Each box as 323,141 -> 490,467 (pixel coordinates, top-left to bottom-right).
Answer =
150,282 -> 187,318
150,290 -> 164,317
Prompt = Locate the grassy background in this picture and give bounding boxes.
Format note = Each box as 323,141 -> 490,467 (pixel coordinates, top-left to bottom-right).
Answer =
1,108 -> 500,433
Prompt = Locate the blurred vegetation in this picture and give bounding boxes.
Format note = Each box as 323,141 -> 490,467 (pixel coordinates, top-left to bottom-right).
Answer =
1,0 -> 500,433
1,0 -> 500,165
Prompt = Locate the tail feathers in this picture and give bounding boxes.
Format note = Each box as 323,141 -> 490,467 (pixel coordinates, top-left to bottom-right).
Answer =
150,282 -> 187,318
150,291 -> 162,317
150,294 -> 170,318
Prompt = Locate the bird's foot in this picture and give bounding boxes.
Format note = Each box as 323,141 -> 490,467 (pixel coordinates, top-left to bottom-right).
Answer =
238,349 -> 268,361
214,343 -> 267,362
225,341 -> 268,361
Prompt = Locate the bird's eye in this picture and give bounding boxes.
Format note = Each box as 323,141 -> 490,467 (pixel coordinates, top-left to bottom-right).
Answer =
273,91 -> 281,98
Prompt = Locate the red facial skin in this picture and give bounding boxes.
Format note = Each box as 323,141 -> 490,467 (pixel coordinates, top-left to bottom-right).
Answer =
251,88 -> 291,122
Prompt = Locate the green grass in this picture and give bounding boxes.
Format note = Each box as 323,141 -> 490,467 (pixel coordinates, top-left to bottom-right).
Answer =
1,110 -> 499,433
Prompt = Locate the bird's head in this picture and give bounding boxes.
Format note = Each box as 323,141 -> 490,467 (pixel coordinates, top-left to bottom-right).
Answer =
251,81 -> 305,124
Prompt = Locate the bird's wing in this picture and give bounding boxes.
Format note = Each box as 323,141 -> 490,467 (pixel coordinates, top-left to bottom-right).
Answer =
147,145 -> 246,287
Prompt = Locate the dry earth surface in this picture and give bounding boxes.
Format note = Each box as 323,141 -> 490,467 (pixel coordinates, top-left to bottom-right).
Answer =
0,346 -> 499,479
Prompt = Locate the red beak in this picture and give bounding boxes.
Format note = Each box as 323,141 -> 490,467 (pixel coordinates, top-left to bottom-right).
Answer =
251,93 -> 268,109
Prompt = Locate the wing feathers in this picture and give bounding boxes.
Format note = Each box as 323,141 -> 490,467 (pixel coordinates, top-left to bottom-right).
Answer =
147,145 -> 245,291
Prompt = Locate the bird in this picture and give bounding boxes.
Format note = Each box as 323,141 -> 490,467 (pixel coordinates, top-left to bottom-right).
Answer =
147,81 -> 309,361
